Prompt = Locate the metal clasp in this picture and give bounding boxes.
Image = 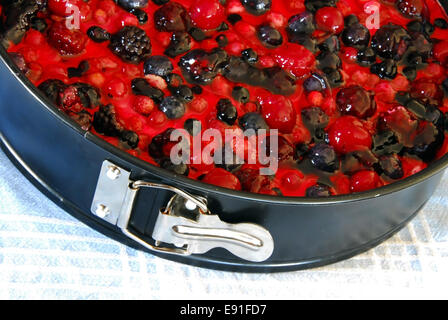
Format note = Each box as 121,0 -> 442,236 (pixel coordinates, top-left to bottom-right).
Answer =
90,160 -> 274,262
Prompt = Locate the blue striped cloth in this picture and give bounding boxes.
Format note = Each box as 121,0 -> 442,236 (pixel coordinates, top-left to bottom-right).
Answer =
0,148 -> 447,299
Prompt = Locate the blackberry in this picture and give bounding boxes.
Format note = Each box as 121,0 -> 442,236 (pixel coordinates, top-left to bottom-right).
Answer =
217,22 -> 230,32
257,25 -> 283,48
317,51 -> 342,71
227,14 -> 242,25
30,17 -> 47,32
72,82 -> 101,109
306,183 -> 332,197
408,122 -> 444,161
371,24 -> 410,60
93,104 -> 123,136
159,96 -> 186,119
403,66 -> 417,81
325,69 -> 343,87
69,110 -> 92,131
319,35 -> 340,53
173,85 -> 193,102
191,85 -> 203,95
117,0 -> 148,10
309,143 -> 339,172
305,0 -> 337,12
149,128 -> 176,159
165,73 -> 184,88
109,26 -> 151,64
217,99 -> 238,125
68,60 -> 90,78
189,27 -> 207,41
215,147 -> 244,173
377,154 -> 404,179
370,59 -> 398,79
132,77 -> 164,101
341,23 -> 370,49
154,2 -> 191,32
143,56 -> 173,77
184,118 -> 202,136
296,143 -> 310,162
9,52 -> 28,74
216,34 -> 228,48
152,0 -> 170,4
241,0 -> 272,16
239,112 -> 269,133
288,33 -> 317,53
241,48 -> 258,64
434,18 -> 448,29
179,49 -> 228,85
164,32 -> 192,58
372,131 -> 403,156
131,78 -> 165,104
301,107 -> 329,133
129,8 -> 149,25
160,158 -> 190,176
120,130 -> 140,149
232,86 -> 250,103
0,0 -> 40,48
357,47 -> 376,67
38,79 -> 67,105
287,11 -> 316,35
344,14 -> 359,27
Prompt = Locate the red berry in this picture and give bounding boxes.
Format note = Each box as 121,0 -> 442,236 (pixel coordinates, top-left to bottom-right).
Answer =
48,0 -> 80,17
188,0 -> 226,30
272,43 -> 315,77
315,7 -> 344,34
328,116 -> 372,154
336,85 -> 377,119
133,96 -> 154,115
106,78 -> 127,98
47,22 -> 87,55
411,79 -> 444,104
259,95 -> 297,134
350,170 -> 380,193
396,0 -> 424,19
202,168 -> 242,190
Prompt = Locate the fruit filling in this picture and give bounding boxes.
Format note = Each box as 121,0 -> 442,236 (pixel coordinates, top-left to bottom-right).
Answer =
1,0 -> 448,197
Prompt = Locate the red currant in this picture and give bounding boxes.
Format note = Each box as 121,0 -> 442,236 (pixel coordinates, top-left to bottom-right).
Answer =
188,0 -> 226,30
328,116 -> 372,154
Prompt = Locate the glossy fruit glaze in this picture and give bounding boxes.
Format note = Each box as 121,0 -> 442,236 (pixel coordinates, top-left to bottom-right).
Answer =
1,0 -> 448,197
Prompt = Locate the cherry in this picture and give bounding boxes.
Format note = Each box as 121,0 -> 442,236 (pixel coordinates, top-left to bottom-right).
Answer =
336,85 -> 377,119
272,43 -> 315,78
201,168 -> 242,190
315,7 -> 344,34
396,0 -> 424,19
328,116 -> 372,154
47,22 -> 87,55
411,79 -> 444,104
188,0 -> 226,30
48,0 -> 80,17
350,170 -> 380,193
259,95 -> 297,134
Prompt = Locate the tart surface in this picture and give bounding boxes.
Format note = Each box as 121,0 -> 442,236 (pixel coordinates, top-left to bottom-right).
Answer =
1,0 -> 448,197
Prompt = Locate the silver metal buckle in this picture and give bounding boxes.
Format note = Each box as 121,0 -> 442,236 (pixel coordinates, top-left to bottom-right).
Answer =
90,160 -> 274,262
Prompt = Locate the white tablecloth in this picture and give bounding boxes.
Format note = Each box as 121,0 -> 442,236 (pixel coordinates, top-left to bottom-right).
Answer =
0,148 -> 447,300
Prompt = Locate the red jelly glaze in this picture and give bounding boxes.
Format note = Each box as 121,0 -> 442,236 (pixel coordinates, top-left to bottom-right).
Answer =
2,0 -> 448,197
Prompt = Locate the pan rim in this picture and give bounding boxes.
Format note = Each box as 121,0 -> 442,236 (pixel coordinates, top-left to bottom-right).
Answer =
1,18 -> 448,206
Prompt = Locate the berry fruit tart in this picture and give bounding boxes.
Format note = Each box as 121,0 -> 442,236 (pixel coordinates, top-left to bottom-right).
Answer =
1,0 -> 448,197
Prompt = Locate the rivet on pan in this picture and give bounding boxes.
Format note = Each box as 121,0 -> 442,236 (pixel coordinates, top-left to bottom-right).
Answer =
106,165 -> 121,180
95,204 -> 110,218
